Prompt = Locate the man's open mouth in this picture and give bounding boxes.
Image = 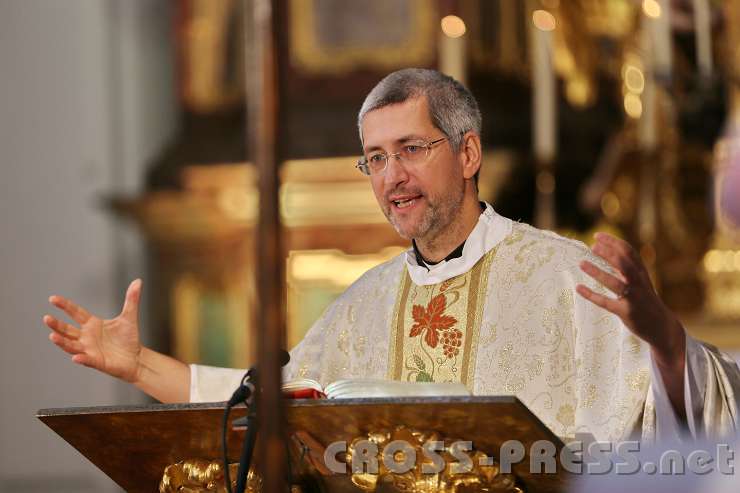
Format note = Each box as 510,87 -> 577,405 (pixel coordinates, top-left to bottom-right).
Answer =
394,198 -> 415,208
390,195 -> 422,209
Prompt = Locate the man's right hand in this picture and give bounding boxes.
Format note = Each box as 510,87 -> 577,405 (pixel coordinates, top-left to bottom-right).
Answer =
44,279 -> 143,383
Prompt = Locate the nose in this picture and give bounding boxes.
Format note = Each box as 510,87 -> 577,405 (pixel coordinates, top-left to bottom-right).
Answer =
383,154 -> 409,187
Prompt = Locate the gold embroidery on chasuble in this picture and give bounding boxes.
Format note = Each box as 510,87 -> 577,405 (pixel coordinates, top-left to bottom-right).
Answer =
388,249 -> 497,387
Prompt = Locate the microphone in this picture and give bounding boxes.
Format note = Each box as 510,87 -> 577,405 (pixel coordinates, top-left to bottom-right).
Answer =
279,349 -> 290,367
225,349 -> 292,493
226,350 -> 290,407
227,372 -> 257,407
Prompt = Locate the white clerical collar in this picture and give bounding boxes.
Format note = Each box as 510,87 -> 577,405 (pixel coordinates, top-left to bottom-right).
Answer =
404,202 -> 513,286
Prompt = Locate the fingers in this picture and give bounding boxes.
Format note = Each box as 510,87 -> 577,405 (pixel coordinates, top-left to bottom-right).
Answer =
49,331 -> 85,355
579,261 -> 628,297
594,232 -> 642,264
47,328 -> 97,368
43,315 -> 81,340
48,295 -> 92,325
120,279 -> 142,320
594,232 -> 630,251
71,353 -> 95,368
591,239 -> 639,282
575,284 -> 622,316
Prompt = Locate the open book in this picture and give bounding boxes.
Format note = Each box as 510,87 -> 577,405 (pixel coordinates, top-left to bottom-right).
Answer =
281,378 -> 470,399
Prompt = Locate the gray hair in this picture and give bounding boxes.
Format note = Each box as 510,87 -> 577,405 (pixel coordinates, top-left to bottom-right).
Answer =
357,68 -> 482,153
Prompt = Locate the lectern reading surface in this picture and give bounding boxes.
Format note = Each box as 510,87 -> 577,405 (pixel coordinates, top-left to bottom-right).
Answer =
38,396 -> 568,492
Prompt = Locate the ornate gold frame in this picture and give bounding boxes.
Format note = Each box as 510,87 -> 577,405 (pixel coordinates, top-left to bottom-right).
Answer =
289,0 -> 436,74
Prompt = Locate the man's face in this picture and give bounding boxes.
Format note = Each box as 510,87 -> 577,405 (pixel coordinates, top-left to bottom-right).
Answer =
360,96 -> 465,242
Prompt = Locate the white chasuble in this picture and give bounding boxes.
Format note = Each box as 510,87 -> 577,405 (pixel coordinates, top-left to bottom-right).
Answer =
190,205 -> 740,443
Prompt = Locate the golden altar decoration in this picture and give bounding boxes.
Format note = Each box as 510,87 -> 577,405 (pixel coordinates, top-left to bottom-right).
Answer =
289,0 -> 435,75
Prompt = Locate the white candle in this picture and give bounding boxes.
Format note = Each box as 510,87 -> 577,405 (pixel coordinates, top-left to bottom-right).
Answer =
652,0 -> 673,79
693,0 -> 713,78
640,20 -> 658,151
531,11 -> 556,162
439,15 -> 467,85
530,9 -> 557,229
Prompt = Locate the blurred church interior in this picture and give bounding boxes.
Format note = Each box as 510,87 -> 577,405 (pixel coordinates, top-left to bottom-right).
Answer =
2,0 -> 740,490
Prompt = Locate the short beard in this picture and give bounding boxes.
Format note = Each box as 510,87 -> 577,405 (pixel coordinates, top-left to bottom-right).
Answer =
385,180 -> 465,244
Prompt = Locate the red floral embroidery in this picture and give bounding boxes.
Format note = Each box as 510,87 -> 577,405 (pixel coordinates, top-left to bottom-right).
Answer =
409,294 -> 457,349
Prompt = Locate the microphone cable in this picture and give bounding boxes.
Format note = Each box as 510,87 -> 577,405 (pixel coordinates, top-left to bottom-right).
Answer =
222,350 -> 291,493
223,368 -> 256,493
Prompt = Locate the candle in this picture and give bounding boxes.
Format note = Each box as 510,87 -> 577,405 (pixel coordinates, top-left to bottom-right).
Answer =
693,0 -> 713,78
650,0 -> 672,80
531,10 -> 556,162
639,20 -> 658,151
531,9 -> 557,229
439,15 -> 467,85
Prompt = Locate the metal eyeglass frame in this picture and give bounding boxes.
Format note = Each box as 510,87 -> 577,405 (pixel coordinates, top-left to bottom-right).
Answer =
355,137 -> 448,176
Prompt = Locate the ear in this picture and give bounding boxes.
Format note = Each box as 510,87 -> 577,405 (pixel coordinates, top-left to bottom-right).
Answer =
458,131 -> 482,180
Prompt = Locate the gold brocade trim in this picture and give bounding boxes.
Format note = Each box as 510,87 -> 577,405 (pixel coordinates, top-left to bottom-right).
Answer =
388,248 -> 498,386
462,249 -> 496,388
387,267 -> 413,380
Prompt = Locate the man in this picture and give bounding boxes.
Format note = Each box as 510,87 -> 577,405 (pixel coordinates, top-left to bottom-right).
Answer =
45,68 -> 740,442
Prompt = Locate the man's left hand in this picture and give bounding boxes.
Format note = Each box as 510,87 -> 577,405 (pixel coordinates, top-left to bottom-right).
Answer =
575,232 -> 685,369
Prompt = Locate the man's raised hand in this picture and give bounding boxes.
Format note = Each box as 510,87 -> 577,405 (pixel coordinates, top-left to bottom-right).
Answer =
44,279 -> 144,383
575,232 -> 688,418
574,232 -> 684,356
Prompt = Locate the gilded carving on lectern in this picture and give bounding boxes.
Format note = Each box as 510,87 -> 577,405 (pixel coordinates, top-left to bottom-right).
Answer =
159,459 -> 261,493
159,427 -> 524,492
345,427 -> 523,493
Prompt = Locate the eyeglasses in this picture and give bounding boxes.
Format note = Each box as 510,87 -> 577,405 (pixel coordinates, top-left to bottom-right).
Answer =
356,137 -> 448,176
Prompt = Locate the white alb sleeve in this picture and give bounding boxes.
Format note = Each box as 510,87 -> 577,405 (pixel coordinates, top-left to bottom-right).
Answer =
650,333 -> 705,441
189,364 -> 247,403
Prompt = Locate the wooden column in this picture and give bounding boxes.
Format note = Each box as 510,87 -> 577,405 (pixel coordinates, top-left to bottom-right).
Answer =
246,0 -> 286,490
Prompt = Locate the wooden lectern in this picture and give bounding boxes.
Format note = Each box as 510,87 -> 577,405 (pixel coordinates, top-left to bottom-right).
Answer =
38,396 -> 569,492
